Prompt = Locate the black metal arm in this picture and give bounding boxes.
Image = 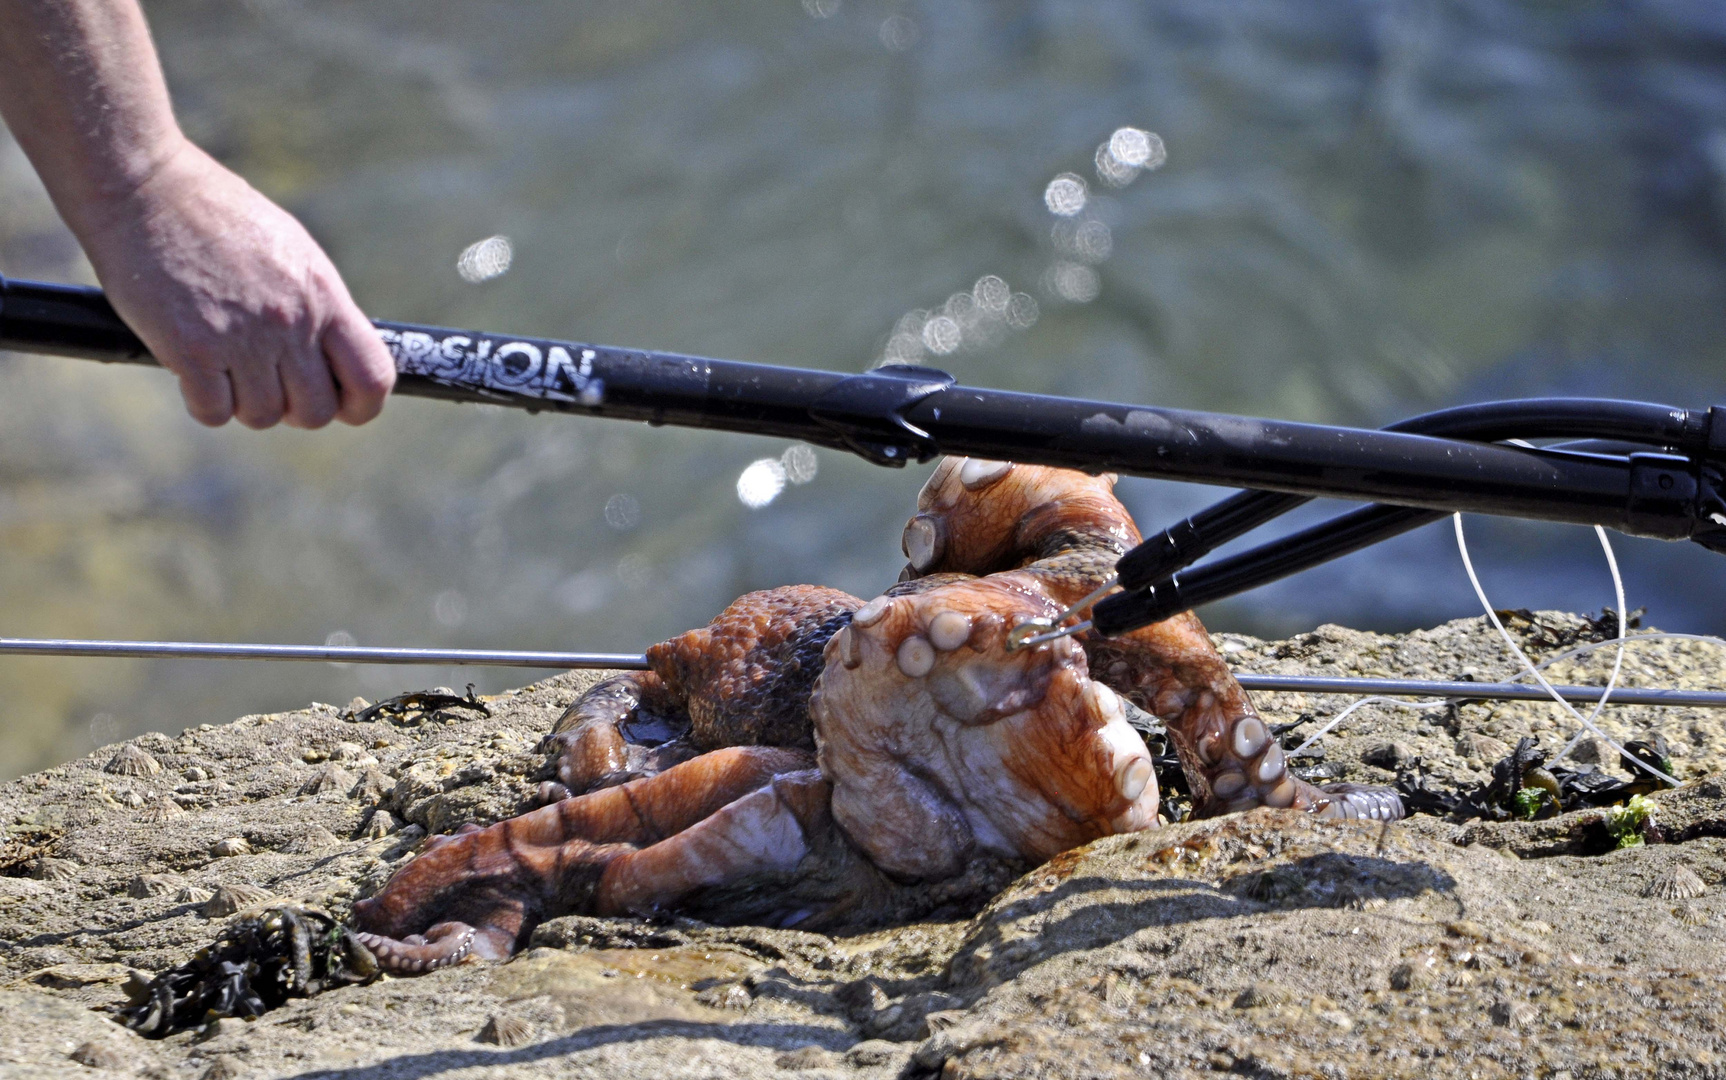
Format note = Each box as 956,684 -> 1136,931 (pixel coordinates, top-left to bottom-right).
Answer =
1092,402 -> 1726,638
1093,453 -> 1726,638
1115,399 -> 1726,592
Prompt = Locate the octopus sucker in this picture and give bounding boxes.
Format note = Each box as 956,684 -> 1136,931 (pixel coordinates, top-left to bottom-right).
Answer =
958,457 -> 1013,490
928,610 -> 972,651
352,458 -> 1402,965
353,922 -> 477,974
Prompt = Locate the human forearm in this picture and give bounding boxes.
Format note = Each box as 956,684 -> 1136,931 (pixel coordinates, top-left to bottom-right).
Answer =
0,0 -> 187,239
0,0 -> 395,428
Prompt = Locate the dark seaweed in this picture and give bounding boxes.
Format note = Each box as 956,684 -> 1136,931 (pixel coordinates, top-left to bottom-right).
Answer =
1395,734 -> 1677,823
120,907 -> 379,1037
345,684 -> 491,725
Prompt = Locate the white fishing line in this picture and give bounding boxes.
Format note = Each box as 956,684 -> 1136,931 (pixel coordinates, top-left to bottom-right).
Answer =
1286,695 -> 1441,760
1546,526 -> 1626,766
1511,631 -> 1726,678
1540,631 -> 1726,764
1453,514 -> 1678,786
1283,518 -> 1722,779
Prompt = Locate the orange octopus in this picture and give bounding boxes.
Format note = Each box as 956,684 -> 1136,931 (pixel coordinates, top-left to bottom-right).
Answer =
351,460 -> 1402,972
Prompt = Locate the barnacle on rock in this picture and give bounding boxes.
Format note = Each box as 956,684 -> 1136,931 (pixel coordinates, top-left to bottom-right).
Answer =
1644,865 -> 1707,900
1675,902 -> 1710,926
105,744 -> 162,777
204,883 -> 274,918
211,837 -> 253,857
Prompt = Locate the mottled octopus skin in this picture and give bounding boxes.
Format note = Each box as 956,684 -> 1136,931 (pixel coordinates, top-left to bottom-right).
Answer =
352,459 -> 1402,972
901,458 -> 1404,822
541,587 -> 859,796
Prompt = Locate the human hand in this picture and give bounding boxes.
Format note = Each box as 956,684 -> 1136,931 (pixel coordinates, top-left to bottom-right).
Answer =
75,138 -> 396,428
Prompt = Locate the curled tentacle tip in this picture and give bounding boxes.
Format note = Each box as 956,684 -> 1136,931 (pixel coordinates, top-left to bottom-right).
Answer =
537,781 -> 573,804
349,923 -> 478,975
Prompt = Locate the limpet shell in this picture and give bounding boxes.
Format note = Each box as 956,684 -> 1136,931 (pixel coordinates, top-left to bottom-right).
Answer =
30,856 -> 78,881
200,1057 -> 244,1080
128,873 -> 185,898
203,883 -> 274,917
360,809 -> 399,839
69,1041 -> 128,1069
299,764 -> 353,796
477,1013 -> 535,1047
1674,901 -> 1709,926
349,768 -> 393,804
138,797 -> 183,823
104,744 -> 161,777
1644,865 -> 1707,901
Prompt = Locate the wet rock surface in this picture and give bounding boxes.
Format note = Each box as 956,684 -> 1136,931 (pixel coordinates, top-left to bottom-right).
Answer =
0,612 -> 1723,1078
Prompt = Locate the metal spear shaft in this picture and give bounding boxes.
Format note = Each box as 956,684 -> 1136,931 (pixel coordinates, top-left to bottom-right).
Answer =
2,636 -> 1724,709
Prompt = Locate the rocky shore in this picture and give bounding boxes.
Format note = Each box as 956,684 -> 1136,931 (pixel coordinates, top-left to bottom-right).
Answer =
1,611 -> 1723,1079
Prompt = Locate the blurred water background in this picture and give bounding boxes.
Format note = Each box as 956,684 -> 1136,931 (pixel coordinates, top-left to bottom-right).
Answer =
2,0 -> 1724,779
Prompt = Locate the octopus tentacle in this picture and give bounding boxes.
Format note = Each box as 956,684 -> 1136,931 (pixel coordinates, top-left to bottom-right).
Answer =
352,746 -> 815,956
352,921 -> 479,974
1313,782 -> 1407,822
596,770 -> 829,918
905,458 -> 1404,824
812,576 -> 1159,880
1095,630 -> 1403,821
899,458 -> 1131,581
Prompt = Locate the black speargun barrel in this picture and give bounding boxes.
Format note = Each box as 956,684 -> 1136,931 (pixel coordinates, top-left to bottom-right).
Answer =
3,274 -> 1723,550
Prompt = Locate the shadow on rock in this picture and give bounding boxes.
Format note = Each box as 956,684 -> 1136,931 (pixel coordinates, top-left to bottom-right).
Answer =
947,813 -> 1456,991
279,1019 -> 854,1080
